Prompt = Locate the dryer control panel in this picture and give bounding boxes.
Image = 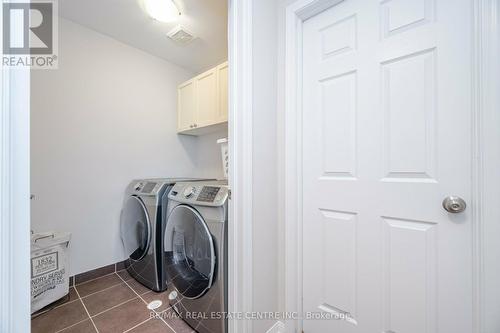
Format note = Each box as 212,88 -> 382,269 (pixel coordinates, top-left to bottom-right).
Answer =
169,182 -> 229,207
197,186 -> 220,202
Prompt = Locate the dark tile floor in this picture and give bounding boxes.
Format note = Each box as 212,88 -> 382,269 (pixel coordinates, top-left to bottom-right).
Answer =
31,270 -> 195,333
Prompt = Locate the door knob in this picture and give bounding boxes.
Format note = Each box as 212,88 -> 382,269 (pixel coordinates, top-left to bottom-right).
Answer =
442,196 -> 466,213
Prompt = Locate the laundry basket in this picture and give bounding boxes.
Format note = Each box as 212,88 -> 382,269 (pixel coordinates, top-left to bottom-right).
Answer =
31,231 -> 71,313
217,138 -> 229,179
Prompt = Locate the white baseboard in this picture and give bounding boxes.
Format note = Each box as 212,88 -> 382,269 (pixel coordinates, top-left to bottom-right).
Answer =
266,321 -> 285,333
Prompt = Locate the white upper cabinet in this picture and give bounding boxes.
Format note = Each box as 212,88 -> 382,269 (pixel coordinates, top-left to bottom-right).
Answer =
216,62 -> 228,123
177,61 -> 228,135
177,79 -> 197,133
195,68 -> 218,126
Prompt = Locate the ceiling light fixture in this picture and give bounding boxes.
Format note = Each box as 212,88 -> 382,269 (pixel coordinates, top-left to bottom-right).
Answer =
142,0 -> 180,23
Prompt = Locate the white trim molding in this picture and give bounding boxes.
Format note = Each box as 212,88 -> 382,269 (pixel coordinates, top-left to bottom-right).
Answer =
472,1 -> 500,333
0,3 -> 31,331
281,0 -> 499,332
228,0 -> 253,332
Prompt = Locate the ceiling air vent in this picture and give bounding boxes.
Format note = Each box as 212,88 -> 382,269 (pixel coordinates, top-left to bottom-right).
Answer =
167,25 -> 195,45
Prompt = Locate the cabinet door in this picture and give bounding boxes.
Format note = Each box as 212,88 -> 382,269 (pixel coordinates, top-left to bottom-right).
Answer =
177,79 -> 196,132
216,62 -> 228,123
195,68 -> 218,127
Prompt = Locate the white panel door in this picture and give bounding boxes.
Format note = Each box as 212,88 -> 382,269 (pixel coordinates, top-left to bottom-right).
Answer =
302,1 -> 472,332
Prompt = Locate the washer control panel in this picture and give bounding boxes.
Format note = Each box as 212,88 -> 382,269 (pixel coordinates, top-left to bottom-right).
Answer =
169,182 -> 229,207
133,181 -> 161,195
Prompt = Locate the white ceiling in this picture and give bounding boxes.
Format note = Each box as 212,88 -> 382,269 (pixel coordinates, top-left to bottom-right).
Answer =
59,0 -> 228,73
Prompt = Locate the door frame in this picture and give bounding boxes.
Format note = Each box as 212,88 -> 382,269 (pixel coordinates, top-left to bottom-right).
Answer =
280,0 -> 500,332
228,0 -> 254,332
0,2 -> 31,331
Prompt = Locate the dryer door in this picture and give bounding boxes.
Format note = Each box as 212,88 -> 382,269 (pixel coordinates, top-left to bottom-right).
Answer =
164,205 -> 216,299
120,196 -> 151,261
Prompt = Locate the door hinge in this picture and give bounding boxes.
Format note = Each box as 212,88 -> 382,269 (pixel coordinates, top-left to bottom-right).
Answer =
228,189 -> 232,200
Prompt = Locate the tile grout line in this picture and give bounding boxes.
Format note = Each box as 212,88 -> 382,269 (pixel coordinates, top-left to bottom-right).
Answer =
155,309 -> 178,333
34,285 -> 82,314
85,273 -> 142,318
116,272 -> 178,333
74,271 -> 117,287
33,300 -> 75,315
89,296 -> 138,318
51,298 -> 80,311
53,317 -> 90,333
74,285 -> 100,333
122,317 -> 152,333
77,281 -> 127,300
116,272 -> 147,302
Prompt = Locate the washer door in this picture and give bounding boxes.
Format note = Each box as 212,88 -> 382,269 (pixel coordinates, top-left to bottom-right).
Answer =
120,196 -> 151,261
164,205 -> 216,299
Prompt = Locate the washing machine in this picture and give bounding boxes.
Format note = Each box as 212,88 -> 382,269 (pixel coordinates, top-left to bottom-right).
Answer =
164,180 -> 229,333
120,178 -> 203,292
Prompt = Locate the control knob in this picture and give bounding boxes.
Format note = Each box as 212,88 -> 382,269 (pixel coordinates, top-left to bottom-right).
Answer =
183,186 -> 196,199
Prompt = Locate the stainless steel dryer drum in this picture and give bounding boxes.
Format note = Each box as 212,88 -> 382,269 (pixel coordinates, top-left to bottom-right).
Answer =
164,181 -> 229,333
120,178 -> 203,292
